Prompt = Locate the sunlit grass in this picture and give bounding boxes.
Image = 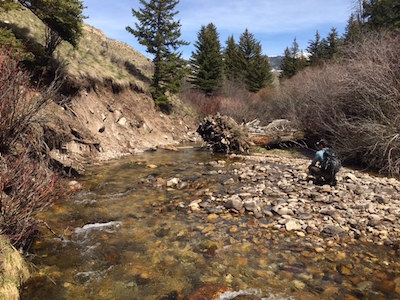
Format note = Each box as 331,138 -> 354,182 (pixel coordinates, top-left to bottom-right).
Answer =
1,5 -> 153,91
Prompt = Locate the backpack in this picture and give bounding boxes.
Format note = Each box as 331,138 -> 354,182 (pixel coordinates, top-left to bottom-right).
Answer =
323,148 -> 341,174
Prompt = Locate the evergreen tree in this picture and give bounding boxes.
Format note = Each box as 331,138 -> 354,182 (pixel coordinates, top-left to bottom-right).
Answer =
317,28 -> 340,61
363,0 -> 400,30
307,31 -> 322,66
224,35 -> 242,81
280,38 -> 307,79
280,47 -> 295,79
190,23 -> 223,95
344,13 -> 363,44
126,0 -> 188,110
1,0 -> 85,55
20,0 -> 85,55
326,27 -> 340,59
238,29 -> 272,92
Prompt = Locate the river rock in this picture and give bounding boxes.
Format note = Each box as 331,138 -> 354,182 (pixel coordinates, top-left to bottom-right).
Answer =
272,205 -> 294,216
189,200 -> 202,211
244,200 -> 259,212
223,178 -> 235,185
368,214 -> 382,226
321,225 -> 344,237
225,196 -> 243,211
285,220 -> 302,231
167,178 -> 180,187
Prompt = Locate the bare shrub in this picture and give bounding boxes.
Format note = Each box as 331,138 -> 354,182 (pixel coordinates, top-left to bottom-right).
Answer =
0,48 -> 60,249
179,87 -> 221,117
0,151 -> 56,250
0,47 -> 58,153
278,32 -> 400,175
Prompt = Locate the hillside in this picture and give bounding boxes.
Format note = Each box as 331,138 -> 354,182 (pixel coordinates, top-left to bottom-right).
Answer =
0,5 -> 198,174
268,55 -> 283,71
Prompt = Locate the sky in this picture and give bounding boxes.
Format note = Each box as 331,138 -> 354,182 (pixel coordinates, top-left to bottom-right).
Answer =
82,0 -> 354,59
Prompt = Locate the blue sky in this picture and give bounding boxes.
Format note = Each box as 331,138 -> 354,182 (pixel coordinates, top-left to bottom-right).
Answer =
83,0 -> 353,58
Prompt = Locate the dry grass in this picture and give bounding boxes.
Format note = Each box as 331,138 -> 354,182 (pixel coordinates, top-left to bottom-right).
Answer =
0,5 -> 153,91
0,235 -> 30,300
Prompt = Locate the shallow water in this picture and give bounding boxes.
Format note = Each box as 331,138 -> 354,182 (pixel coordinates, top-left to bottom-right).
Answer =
21,148 -> 400,299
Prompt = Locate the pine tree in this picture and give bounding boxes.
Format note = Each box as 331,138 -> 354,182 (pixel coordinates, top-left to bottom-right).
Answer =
126,0 -> 188,110
1,0 -> 85,56
238,29 -> 272,92
280,38 -> 307,79
317,28 -> 340,61
280,47 -> 294,79
363,0 -> 400,30
224,35 -> 242,81
307,31 -> 322,66
326,27 -> 340,59
190,23 -> 223,95
344,13 -> 363,44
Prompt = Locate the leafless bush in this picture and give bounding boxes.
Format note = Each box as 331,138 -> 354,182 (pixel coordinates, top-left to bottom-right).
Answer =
219,84 -> 283,125
0,47 -> 58,153
0,151 -> 56,250
180,79 -> 284,124
278,32 -> 400,175
0,48 -> 61,250
179,87 -> 221,117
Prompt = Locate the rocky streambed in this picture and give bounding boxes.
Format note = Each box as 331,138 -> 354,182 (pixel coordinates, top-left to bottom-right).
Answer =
181,151 -> 400,248
22,147 -> 400,299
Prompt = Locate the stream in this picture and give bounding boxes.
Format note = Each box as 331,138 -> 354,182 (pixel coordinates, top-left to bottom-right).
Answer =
21,147 -> 400,299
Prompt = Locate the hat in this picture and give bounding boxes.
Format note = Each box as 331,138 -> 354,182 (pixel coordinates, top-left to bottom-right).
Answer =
316,139 -> 327,147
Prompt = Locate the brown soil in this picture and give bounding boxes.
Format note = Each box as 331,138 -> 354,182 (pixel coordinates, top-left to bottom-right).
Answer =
42,87 -> 198,175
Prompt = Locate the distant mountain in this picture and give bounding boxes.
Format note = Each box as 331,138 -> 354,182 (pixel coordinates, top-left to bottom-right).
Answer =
268,56 -> 283,71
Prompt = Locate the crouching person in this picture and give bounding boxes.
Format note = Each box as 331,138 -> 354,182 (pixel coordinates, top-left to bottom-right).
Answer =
308,139 -> 341,186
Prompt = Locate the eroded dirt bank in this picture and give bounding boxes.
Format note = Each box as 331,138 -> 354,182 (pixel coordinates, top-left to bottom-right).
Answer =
43,86 -> 199,174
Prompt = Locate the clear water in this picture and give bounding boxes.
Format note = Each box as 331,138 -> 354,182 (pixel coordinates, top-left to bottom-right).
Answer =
21,148 -> 400,300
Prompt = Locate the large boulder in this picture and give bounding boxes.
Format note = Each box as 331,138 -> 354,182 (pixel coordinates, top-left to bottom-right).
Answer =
197,114 -> 251,154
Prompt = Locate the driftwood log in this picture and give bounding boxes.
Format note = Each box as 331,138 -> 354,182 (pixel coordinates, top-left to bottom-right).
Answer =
246,119 -> 304,147
197,114 -> 251,154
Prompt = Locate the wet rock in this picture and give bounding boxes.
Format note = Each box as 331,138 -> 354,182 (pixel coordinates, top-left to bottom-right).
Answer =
292,280 -> 306,290
189,200 -> 202,211
167,178 -> 180,188
356,281 -> 373,292
244,200 -> 259,212
376,279 -> 396,294
223,178 -> 235,185
225,196 -> 243,211
262,206 -> 273,217
321,225 -> 344,237
232,295 -> 262,300
187,283 -> 227,300
337,264 -> 353,276
68,180 -> 82,191
160,291 -> 183,300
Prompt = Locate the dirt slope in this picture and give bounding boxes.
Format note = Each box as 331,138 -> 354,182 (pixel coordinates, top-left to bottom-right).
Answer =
1,5 -> 199,174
